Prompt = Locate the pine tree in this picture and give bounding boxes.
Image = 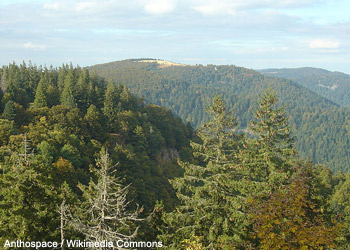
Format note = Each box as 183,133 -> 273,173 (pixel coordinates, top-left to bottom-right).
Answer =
238,90 -> 307,247
66,149 -> 140,248
249,90 -> 295,168
2,100 -> 16,121
103,82 -> 121,130
84,104 -> 106,141
33,76 -> 48,108
331,174 -> 350,248
238,90 -> 296,194
60,70 -> 77,108
57,64 -> 68,92
160,95 -> 245,249
0,135 -> 59,245
76,68 -> 90,110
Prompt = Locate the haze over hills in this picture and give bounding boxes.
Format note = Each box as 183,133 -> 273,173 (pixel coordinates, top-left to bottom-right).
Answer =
89,59 -> 350,173
259,67 -> 350,107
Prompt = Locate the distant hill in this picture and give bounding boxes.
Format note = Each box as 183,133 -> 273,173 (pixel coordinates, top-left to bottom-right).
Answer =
259,67 -> 350,107
89,59 -> 350,173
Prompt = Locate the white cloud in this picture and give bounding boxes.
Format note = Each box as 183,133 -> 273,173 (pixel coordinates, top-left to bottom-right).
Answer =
143,0 -> 176,14
0,0 -> 349,72
309,39 -> 340,49
193,2 -> 237,15
75,1 -> 99,12
23,42 -> 48,50
75,1 -> 117,13
191,0 -> 326,16
43,2 -> 63,10
192,0 -> 242,15
43,0 -> 116,14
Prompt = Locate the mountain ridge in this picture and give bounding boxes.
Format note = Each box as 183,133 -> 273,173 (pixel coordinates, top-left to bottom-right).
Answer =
259,67 -> 350,107
89,59 -> 350,173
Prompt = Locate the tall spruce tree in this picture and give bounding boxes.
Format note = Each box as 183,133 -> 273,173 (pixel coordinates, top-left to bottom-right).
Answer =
103,82 -> 122,130
33,76 -> 48,108
0,135 -> 59,246
60,70 -> 77,108
160,95 -> 246,249
2,100 -> 17,121
238,90 -> 296,194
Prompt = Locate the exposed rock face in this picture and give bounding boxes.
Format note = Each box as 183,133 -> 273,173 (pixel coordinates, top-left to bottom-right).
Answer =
160,148 -> 179,162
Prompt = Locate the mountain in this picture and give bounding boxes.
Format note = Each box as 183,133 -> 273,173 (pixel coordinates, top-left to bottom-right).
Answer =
89,59 -> 350,173
0,62 -> 193,212
259,67 -> 350,107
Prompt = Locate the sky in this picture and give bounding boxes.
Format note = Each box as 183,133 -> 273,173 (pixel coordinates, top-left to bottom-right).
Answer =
0,0 -> 349,73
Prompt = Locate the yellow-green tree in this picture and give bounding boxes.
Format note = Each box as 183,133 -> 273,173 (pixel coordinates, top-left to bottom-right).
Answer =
248,166 -> 340,249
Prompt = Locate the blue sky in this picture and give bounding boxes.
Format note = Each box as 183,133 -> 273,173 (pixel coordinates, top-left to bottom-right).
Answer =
1,0 -> 349,73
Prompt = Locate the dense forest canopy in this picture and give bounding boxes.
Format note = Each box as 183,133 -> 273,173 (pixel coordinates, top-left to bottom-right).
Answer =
0,62 -> 193,213
0,60 -> 350,249
259,67 -> 350,107
89,59 -> 350,173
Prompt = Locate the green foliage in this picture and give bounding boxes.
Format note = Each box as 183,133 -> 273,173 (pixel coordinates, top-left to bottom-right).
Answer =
61,144 -> 82,168
331,174 -> 350,248
0,138 -> 59,247
33,76 -> 48,108
260,67 -> 350,107
2,100 -> 16,121
60,70 -> 77,108
36,140 -> 55,165
103,82 -> 122,129
84,104 -> 106,141
239,90 -> 296,193
1,60 -> 348,248
160,93 -> 343,249
90,60 -> 350,173
0,62 -> 192,240
160,96 -> 245,249
0,119 -> 17,146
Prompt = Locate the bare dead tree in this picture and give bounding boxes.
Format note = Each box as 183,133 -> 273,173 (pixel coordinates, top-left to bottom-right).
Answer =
66,149 -> 141,250
18,133 -> 33,165
59,199 -> 68,250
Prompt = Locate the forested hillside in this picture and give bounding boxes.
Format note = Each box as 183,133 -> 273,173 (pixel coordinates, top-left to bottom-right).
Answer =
259,67 -> 350,107
90,59 -> 350,173
0,62 -> 193,241
1,61 -> 350,249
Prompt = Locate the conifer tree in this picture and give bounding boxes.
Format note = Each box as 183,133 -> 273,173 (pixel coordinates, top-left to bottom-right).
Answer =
0,135 -> 59,245
331,174 -> 350,247
76,68 -> 90,110
33,76 -> 48,108
160,95 -> 245,249
57,64 -> 68,92
103,82 -> 121,130
2,100 -> 16,121
249,90 -> 295,162
46,84 -> 60,107
60,71 -> 77,108
238,90 -> 296,194
84,104 -> 106,141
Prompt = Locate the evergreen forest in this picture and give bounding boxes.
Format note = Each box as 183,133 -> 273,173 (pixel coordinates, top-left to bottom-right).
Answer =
0,61 -> 350,249
260,67 -> 350,107
90,59 -> 350,173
